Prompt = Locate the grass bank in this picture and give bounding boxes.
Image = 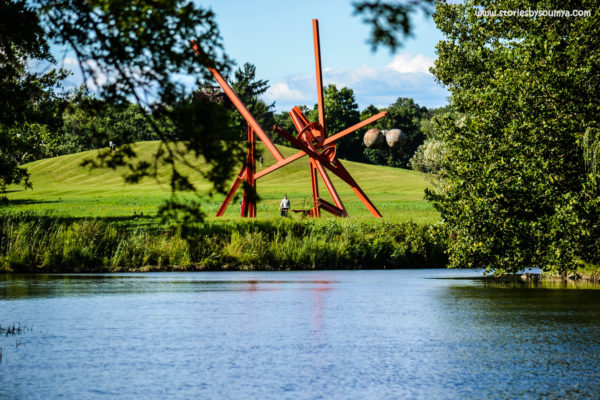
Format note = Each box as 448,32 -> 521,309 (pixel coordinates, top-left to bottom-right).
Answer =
0,215 -> 448,272
0,141 -> 445,272
2,141 -> 439,224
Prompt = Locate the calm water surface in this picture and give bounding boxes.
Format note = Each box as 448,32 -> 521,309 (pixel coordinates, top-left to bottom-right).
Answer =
1,269 -> 599,399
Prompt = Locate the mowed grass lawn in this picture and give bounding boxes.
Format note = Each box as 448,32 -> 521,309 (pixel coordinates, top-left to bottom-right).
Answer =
3,141 -> 439,224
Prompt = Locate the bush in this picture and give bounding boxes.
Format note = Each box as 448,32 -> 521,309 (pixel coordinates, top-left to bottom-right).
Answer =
0,215 -> 448,272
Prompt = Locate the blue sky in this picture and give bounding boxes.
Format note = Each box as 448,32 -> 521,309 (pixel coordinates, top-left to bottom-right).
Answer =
198,0 -> 449,111
56,1 -> 449,112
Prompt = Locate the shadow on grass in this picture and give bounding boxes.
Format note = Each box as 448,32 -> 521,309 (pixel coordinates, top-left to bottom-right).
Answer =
0,212 -> 159,230
5,199 -> 61,205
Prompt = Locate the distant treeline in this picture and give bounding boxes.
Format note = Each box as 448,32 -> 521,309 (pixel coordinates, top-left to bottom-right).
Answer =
0,215 -> 447,272
13,71 -> 448,172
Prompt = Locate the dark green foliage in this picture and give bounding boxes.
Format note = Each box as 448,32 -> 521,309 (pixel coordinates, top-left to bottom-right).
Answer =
0,215 -> 447,272
0,0 -> 68,190
429,0 -> 600,274
12,1 -> 243,221
0,0 -> 58,127
55,88 -> 168,155
353,0 -> 434,52
274,106 -> 311,146
229,63 -> 275,139
308,85 -> 363,162
361,98 -> 429,167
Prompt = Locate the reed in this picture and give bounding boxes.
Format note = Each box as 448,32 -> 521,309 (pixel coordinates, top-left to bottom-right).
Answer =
0,324 -> 29,336
0,215 -> 448,272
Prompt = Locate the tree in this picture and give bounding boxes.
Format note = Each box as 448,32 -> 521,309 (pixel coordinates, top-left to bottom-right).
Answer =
410,104 -> 453,175
308,84 -> 362,161
28,0 -> 243,222
57,88 -> 167,155
429,0 -> 600,274
361,98 -> 428,167
409,138 -> 446,174
353,0 -> 434,51
0,0 -> 68,190
230,63 -> 275,140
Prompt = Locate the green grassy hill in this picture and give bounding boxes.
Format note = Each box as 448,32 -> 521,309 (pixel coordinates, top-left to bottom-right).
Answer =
3,141 -> 438,223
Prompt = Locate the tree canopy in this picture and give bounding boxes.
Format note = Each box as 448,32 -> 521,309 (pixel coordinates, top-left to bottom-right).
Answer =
1,0 -> 245,223
308,84 -> 362,161
230,63 -> 275,140
361,97 -> 429,167
0,0 -> 67,189
429,0 -> 600,274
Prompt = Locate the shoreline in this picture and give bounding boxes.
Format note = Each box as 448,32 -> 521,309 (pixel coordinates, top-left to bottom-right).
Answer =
0,215 -> 448,273
2,215 -> 597,280
486,272 -> 600,286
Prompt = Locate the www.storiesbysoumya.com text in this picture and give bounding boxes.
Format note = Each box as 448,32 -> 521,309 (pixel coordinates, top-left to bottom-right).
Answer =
475,9 -> 591,18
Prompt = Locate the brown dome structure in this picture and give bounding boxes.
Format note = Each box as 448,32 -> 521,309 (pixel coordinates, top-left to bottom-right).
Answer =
363,128 -> 385,149
385,129 -> 406,149
364,128 -> 406,149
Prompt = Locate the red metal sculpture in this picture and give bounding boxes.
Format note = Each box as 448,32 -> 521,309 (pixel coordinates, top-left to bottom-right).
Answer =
191,19 -> 387,218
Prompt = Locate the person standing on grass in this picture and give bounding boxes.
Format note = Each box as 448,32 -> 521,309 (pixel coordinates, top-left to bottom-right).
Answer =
279,195 -> 290,217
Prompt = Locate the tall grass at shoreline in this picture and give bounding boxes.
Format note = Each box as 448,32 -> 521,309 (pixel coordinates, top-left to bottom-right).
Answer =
0,215 -> 448,272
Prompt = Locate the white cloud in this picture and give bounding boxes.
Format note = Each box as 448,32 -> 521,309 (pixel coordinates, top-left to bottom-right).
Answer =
264,82 -> 308,103
57,57 -> 112,91
266,53 -> 448,112
82,60 -> 112,89
387,53 -> 435,74
63,57 -> 79,66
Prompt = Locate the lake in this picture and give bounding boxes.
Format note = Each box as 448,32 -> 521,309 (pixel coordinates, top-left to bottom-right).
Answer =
1,270 -> 599,399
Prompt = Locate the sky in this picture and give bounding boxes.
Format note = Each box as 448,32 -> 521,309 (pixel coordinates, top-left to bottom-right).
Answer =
198,0 -> 449,111
54,1 -> 449,112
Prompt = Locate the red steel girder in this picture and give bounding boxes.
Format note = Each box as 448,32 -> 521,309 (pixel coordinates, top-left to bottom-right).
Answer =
241,126 -> 256,217
312,158 -> 347,216
191,20 -> 387,218
191,40 -> 284,163
309,158 -> 320,217
216,127 -> 257,218
253,111 -> 386,180
312,20 -> 326,138
273,125 -> 381,218
216,164 -> 246,217
317,198 -> 345,217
